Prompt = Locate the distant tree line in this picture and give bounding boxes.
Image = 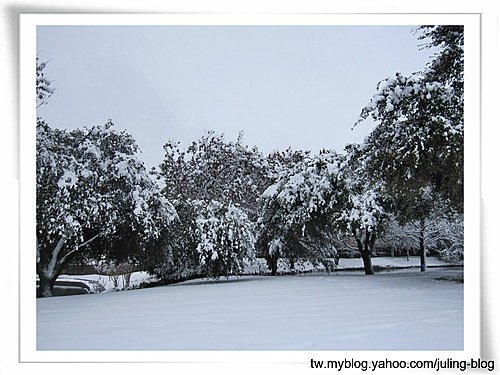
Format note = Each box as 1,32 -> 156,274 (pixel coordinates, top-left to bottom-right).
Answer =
36,25 -> 464,297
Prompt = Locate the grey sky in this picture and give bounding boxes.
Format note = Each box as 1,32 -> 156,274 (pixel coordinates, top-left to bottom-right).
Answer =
37,25 -> 433,167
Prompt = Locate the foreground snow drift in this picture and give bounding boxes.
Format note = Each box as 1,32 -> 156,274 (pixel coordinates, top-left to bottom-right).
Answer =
37,268 -> 463,350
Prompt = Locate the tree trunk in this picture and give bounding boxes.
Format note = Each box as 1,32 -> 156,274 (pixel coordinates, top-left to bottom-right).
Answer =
123,273 -> 132,290
369,233 -> 377,256
38,272 -> 56,298
390,245 -> 395,258
37,231 -> 104,296
355,229 -> 374,276
289,258 -> 295,272
271,260 -> 278,276
419,220 -> 427,272
361,251 -> 375,275
110,275 -> 120,289
268,255 -> 278,276
37,237 -> 79,297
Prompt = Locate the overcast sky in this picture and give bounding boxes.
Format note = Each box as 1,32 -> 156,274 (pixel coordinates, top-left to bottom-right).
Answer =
37,25 -> 434,167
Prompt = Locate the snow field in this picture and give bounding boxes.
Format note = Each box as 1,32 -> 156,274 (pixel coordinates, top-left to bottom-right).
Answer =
52,256 -> 455,293
37,268 -> 463,351
245,255 -> 454,274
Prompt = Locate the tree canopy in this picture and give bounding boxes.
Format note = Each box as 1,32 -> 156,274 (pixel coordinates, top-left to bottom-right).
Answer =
36,119 -> 176,296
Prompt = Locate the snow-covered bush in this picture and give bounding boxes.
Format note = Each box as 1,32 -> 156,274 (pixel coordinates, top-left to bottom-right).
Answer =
94,260 -> 137,290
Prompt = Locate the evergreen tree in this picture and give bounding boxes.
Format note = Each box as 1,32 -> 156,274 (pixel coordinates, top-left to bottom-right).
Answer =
160,131 -> 268,215
355,26 -> 464,271
195,200 -> 255,278
156,131 -> 266,279
336,144 -> 387,275
257,151 -> 345,274
36,119 -> 176,297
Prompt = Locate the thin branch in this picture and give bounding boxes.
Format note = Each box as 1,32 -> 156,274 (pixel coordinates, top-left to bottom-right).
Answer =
333,234 -> 357,250
58,231 -> 104,266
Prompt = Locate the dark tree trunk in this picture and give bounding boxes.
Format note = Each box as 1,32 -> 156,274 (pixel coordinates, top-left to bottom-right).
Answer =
268,254 -> 278,276
368,233 -> 376,256
289,258 -> 295,272
36,231 -> 103,296
37,238 -> 76,298
419,220 -> 427,272
271,260 -> 278,276
369,233 -> 377,256
355,229 -> 375,275
37,272 -> 56,298
361,251 -> 375,275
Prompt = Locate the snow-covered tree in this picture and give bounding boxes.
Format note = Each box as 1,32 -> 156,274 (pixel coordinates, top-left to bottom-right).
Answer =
381,210 -> 464,263
36,57 -> 54,108
147,199 -> 255,280
257,151 -> 345,274
160,131 -> 269,215
155,132 -> 265,280
265,147 -> 310,181
432,214 -> 464,261
417,25 -> 464,99
36,119 -> 176,297
355,26 -> 464,271
356,71 -> 463,210
144,200 -> 200,281
195,200 -> 255,278
335,144 -> 387,275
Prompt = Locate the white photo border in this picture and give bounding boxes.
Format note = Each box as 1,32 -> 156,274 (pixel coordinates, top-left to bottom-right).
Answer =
19,12 -> 481,364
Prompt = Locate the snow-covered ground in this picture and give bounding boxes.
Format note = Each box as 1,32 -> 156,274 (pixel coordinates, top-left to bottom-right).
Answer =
53,256 -> 457,293
337,255 -> 454,269
56,271 -> 156,293
37,267 -> 463,351
245,255 -> 455,274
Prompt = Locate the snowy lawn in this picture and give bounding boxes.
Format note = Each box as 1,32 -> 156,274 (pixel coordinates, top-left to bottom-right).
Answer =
245,255 -> 456,274
51,256 -> 456,294
37,268 -> 463,351
335,256 -> 455,269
